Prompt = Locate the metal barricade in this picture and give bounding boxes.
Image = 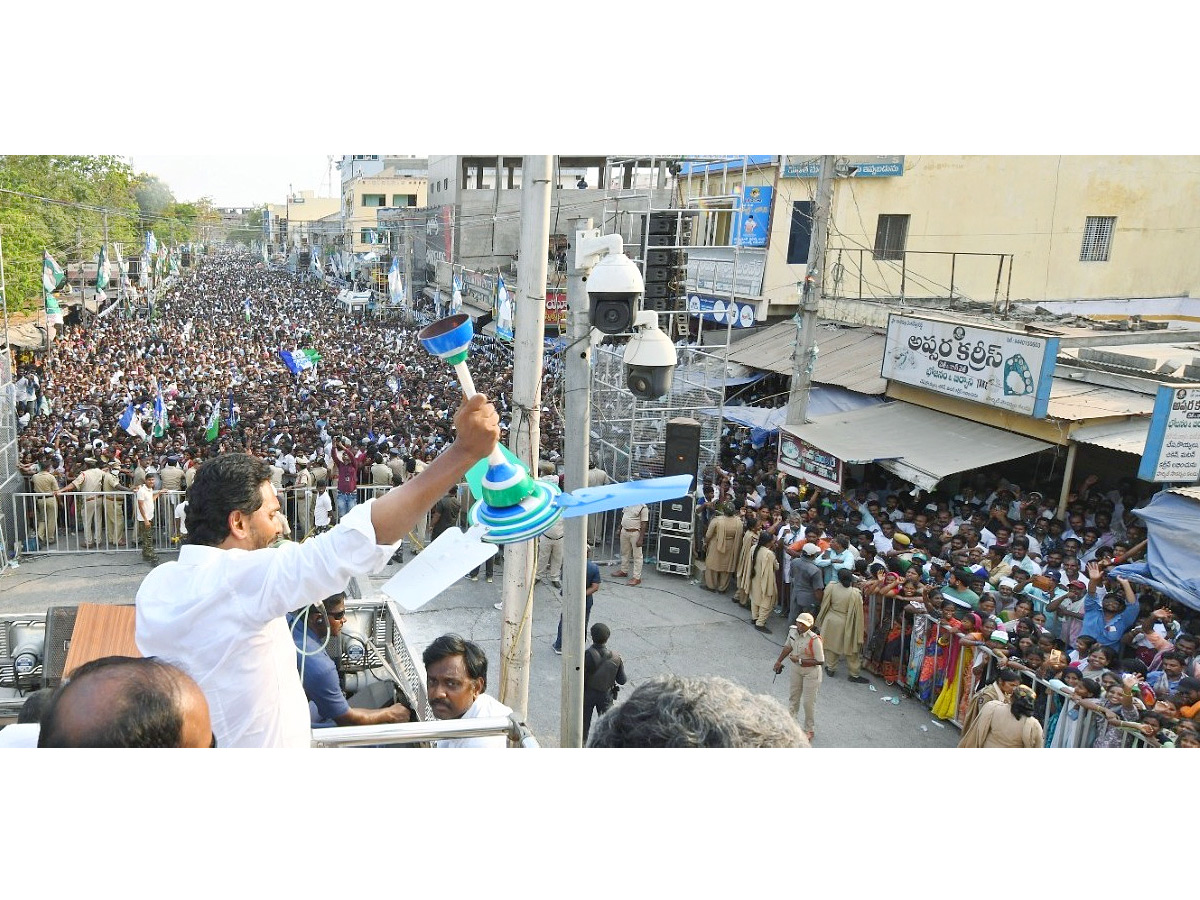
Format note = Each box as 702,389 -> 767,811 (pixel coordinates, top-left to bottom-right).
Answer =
11,490 -> 186,555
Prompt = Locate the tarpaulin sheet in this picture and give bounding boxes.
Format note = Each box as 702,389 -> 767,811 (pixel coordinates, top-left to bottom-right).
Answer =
1109,490 -> 1200,612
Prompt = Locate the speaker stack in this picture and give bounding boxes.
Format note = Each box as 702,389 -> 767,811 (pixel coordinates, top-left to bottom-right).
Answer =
656,417 -> 700,576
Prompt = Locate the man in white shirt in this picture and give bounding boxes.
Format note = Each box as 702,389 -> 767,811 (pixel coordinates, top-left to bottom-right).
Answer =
423,633 -> 513,748
135,394 -> 499,749
136,477 -> 162,565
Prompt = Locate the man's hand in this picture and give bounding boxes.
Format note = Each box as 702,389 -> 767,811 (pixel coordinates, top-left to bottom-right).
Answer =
452,394 -> 500,461
384,703 -> 412,724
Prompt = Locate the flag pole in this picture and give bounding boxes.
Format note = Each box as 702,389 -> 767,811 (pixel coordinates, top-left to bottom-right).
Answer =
0,228 -> 11,361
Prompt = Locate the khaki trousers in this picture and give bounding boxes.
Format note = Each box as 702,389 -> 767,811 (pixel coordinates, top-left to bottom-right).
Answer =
82,497 -> 101,545
750,593 -> 773,626
106,498 -> 125,544
35,495 -> 57,543
704,566 -> 732,592
619,530 -> 643,578
789,664 -> 822,733
537,535 -> 564,582
824,648 -> 861,677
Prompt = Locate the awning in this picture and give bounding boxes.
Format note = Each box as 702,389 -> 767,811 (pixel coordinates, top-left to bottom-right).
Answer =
701,387 -> 884,432
1070,418 -> 1150,455
784,401 -> 1052,491
1110,490 -> 1200,611
675,364 -> 765,391
727,322 -> 888,394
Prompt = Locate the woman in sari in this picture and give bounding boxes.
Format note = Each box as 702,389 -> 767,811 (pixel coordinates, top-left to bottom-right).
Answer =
904,585 -> 937,693
917,596 -> 966,704
932,611 -> 985,722
733,519 -> 761,608
1047,677 -> 1102,748
862,570 -> 901,679
815,568 -> 867,681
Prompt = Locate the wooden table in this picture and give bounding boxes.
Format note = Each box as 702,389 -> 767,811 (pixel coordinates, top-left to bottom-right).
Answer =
61,603 -> 140,679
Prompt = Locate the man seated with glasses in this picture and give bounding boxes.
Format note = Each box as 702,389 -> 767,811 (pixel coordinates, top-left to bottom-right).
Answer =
289,592 -> 413,730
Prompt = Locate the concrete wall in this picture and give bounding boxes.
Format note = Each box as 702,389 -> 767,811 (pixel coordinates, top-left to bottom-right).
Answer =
764,156 -> 1200,315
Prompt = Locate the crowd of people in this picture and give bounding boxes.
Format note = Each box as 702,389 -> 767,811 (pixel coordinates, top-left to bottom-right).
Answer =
697,424 -> 1200,748
12,250 -> 567,547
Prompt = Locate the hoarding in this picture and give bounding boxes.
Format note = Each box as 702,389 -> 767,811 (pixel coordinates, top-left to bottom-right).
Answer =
778,427 -> 843,492
1138,385 -> 1200,483
783,155 -> 905,178
731,185 -> 772,248
881,314 -> 1059,418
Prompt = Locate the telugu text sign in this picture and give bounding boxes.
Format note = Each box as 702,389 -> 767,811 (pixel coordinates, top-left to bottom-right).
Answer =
778,428 -> 842,492
880,314 -> 1059,418
1138,385 -> 1200,483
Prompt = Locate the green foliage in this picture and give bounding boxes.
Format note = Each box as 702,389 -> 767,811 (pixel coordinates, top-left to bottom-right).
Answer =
227,206 -> 266,248
0,155 -> 206,312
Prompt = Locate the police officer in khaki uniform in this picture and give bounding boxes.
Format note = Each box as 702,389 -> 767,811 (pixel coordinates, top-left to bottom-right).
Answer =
615,502 -> 649,586
102,462 -> 130,546
31,456 -> 60,546
294,455 -> 313,538
773,612 -> 824,742
64,457 -> 106,548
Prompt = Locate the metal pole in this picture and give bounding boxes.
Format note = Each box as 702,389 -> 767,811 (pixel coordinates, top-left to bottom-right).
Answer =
497,155 -> 553,722
1056,443 -> 1077,520
403,221 -> 415,324
785,154 -> 834,427
560,214 -> 592,748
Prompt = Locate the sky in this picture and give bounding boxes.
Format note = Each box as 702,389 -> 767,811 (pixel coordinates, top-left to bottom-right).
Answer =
127,154 -> 345,208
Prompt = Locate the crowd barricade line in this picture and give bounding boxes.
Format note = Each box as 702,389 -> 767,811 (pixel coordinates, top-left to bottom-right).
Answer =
859,596 -> 1161,748
11,490 -> 186,555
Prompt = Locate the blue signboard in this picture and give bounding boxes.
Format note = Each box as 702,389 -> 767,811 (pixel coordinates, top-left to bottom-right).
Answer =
731,185 -> 772,248
783,156 -> 905,178
688,293 -> 757,328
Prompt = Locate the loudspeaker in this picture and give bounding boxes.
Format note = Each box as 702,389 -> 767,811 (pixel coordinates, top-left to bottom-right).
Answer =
663,417 -> 700,488
660,495 -> 694,532
656,533 -> 693,574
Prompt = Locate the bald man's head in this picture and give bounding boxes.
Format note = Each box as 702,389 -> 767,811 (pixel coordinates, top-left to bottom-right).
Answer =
38,656 -> 213,748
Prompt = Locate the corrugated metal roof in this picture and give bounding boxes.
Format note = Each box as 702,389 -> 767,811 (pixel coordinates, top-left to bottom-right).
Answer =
783,401 -> 1051,491
1070,419 -> 1150,455
728,323 -> 887,394
1046,379 -> 1157,420
1169,485 -> 1200,502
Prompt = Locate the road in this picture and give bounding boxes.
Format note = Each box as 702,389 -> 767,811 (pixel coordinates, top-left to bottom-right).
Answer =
2,545 -> 959,748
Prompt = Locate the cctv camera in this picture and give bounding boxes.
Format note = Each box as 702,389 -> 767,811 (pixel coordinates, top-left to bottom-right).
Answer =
623,311 -> 676,400
586,249 -> 644,335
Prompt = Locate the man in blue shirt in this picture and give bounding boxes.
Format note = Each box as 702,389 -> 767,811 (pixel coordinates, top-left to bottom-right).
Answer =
289,592 -> 412,729
553,555 -> 601,655
1080,562 -> 1140,652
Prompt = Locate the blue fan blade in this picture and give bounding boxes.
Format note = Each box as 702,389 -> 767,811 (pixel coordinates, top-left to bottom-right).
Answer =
556,474 -> 694,518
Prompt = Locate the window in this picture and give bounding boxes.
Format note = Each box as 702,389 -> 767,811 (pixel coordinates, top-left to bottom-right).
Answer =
787,201 -> 815,265
873,214 -> 909,261
362,194 -> 386,207
392,194 -> 417,207
1080,216 -> 1115,262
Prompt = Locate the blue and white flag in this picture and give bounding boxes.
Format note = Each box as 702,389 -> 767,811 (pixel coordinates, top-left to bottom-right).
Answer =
118,400 -> 147,440
451,273 -> 463,314
146,231 -> 158,256
243,296 -> 252,322
388,255 -> 403,304
310,249 -> 322,277
279,348 -> 321,375
227,391 -> 239,428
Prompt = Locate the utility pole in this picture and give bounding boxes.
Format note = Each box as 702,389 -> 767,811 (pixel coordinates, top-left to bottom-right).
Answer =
497,156 -> 553,722
102,212 -> 110,310
786,154 -> 836,427
560,215 -> 592,748
403,221 -> 415,325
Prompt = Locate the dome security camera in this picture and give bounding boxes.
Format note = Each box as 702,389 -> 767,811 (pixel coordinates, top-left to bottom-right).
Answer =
623,311 -> 677,401
586,250 -> 644,335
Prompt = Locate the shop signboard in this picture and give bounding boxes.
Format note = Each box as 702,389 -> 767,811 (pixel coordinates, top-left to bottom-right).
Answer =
881,314 -> 1059,418
783,155 -> 905,178
1138,384 -> 1200,483
545,289 -> 567,330
778,426 -> 842,492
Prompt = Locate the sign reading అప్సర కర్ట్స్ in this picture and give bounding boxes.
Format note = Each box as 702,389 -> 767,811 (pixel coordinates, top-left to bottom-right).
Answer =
1138,384 -> 1200,483
880,314 -> 1060,418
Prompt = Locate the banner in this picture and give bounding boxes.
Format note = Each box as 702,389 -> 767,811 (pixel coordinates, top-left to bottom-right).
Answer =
778,427 -> 843,492
687,293 -> 757,328
880,314 -> 1059,418
495,275 -> 514,342
545,289 -> 566,329
1138,384 -> 1200,483
731,185 -> 772,248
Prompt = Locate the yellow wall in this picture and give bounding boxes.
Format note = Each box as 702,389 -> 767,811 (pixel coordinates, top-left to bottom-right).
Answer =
343,175 -> 428,252
761,155 -> 1200,313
